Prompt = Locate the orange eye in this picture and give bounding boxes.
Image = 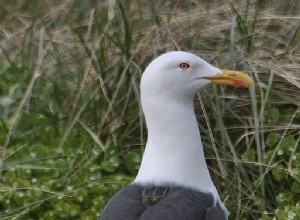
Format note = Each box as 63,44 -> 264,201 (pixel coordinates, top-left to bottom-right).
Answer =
179,63 -> 190,70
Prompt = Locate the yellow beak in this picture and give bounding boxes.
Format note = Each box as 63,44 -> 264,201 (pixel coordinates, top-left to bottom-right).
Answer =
206,70 -> 254,88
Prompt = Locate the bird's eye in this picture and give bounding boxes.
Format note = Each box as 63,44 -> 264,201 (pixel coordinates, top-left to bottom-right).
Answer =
179,63 -> 190,70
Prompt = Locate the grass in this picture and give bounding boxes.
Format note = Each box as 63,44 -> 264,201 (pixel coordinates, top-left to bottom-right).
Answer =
0,0 -> 300,219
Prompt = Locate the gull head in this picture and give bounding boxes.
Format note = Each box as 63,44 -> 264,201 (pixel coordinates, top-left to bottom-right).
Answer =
141,51 -> 253,100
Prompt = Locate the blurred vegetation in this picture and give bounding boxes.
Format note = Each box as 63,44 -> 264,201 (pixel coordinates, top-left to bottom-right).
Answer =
0,0 -> 299,219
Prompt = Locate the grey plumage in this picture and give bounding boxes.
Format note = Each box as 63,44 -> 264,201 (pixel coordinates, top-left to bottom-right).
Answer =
100,184 -> 227,220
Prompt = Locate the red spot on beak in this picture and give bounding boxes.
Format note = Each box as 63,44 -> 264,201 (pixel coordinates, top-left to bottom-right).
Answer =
233,80 -> 248,88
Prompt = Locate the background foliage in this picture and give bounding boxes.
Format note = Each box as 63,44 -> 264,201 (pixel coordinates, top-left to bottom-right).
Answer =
0,0 -> 299,219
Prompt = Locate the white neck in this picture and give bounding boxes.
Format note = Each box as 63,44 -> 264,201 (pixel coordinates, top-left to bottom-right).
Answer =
134,94 -> 217,195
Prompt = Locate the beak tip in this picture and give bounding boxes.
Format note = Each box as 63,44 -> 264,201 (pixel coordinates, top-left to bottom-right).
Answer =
233,78 -> 254,89
212,70 -> 254,89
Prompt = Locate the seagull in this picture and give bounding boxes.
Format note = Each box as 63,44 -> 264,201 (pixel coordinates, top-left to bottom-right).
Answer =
100,51 -> 253,220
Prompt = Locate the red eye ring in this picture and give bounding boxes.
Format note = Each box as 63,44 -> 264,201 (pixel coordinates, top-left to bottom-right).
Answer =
179,63 -> 190,70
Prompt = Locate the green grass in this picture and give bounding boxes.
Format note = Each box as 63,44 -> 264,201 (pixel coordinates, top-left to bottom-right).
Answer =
1,0 -> 300,219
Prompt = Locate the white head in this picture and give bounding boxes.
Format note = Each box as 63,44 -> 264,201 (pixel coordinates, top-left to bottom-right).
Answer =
141,51 -> 221,101
141,51 -> 253,102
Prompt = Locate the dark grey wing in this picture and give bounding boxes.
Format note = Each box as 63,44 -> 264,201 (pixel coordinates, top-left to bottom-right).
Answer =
100,185 -> 228,220
99,185 -> 146,220
139,187 -> 224,220
206,201 -> 228,220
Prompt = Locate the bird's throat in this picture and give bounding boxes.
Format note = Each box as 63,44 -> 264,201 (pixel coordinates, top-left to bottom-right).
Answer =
134,96 -> 216,193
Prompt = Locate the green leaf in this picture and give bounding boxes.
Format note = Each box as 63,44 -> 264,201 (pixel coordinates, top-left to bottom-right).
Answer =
291,181 -> 300,193
106,144 -> 120,158
124,151 -> 142,174
278,135 -> 296,157
271,164 -> 286,182
266,132 -> 279,148
264,150 -> 276,164
291,153 -> 300,168
275,205 -> 300,219
260,213 -> 273,220
74,190 -> 88,203
101,157 -> 120,173
68,204 -> 81,217
81,209 -> 98,220
56,202 -> 71,218
264,107 -> 280,124
276,192 -> 293,207
43,210 -> 58,220
241,149 -> 256,162
92,196 -> 107,209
